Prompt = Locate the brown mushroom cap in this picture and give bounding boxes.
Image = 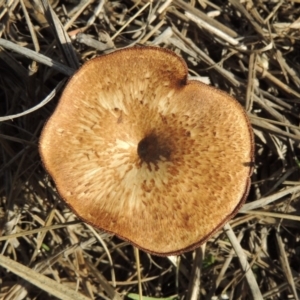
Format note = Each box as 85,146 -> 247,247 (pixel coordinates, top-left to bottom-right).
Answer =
39,47 -> 254,256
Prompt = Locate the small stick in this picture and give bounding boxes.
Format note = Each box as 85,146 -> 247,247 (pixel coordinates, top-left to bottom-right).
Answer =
134,247 -> 143,300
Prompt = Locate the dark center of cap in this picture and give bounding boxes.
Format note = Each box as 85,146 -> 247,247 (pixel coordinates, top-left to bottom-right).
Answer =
137,133 -> 171,164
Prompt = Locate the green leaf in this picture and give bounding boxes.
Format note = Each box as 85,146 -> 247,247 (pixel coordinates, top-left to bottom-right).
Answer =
126,293 -> 177,300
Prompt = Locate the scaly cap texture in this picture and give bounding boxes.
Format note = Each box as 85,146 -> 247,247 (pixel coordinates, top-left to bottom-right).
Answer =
40,47 -> 254,255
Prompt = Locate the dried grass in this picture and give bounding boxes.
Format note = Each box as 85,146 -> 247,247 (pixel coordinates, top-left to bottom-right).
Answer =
1,0 -> 300,299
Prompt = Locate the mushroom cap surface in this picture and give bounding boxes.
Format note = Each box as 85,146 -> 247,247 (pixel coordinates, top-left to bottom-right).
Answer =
40,47 -> 254,255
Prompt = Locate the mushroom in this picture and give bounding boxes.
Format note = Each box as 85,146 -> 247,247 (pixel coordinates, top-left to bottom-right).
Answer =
39,47 -> 254,256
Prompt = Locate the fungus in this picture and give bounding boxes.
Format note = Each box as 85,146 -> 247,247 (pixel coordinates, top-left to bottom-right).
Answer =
39,47 -> 254,255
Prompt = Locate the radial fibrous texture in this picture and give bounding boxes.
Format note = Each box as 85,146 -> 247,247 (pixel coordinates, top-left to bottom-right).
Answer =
40,47 -> 254,255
